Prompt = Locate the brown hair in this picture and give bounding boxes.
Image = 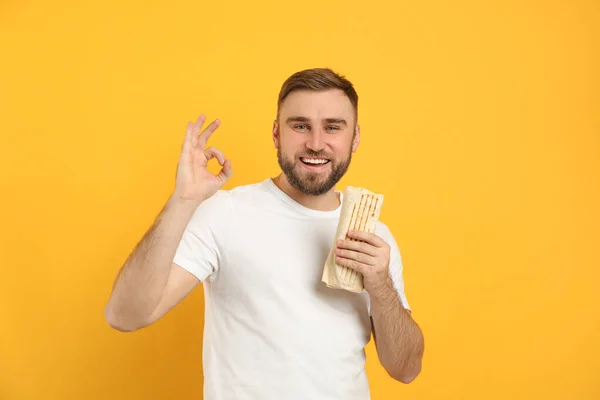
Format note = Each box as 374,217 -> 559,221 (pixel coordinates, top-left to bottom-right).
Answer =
276,68 -> 359,121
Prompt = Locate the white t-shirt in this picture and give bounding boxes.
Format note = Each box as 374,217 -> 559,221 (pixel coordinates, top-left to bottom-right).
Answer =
173,178 -> 410,400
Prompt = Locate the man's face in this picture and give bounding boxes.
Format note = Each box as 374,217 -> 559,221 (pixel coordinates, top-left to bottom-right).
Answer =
273,89 -> 360,196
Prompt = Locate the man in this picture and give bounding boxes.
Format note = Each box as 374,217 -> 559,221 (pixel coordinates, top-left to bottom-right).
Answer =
104,68 -> 424,399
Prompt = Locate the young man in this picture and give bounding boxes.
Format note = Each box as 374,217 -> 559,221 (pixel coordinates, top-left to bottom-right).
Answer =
105,68 -> 424,399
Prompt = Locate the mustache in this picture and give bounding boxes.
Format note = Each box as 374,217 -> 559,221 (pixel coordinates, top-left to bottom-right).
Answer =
297,150 -> 333,159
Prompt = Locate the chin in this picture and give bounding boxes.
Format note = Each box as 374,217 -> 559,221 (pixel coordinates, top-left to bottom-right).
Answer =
296,176 -> 336,196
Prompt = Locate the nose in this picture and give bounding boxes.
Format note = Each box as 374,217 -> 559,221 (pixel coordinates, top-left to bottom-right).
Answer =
306,128 -> 325,152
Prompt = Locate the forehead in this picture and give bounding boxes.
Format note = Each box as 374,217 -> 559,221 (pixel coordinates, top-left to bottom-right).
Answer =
279,89 -> 355,122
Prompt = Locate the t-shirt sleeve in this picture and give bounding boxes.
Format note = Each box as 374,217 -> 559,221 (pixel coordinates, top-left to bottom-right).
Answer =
369,222 -> 411,314
172,190 -> 232,283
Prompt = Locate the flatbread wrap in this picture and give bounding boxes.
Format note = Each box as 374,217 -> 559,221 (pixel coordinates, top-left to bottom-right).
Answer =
322,186 -> 384,293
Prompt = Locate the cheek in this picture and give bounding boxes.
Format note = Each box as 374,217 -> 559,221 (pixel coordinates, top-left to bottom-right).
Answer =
280,135 -> 305,153
329,139 -> 353,157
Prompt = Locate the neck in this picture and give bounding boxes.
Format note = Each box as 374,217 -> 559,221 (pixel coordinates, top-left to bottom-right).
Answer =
272,174 -> 340,211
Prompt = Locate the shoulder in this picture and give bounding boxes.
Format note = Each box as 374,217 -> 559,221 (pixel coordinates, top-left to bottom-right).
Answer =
226,181 -> 268,201
196,180 -> 264,206
374,220 -> 404,260
194,189 -> 232,214
191,180 -> 270,217
221,179 -> 285,210
374,221 -> 396,245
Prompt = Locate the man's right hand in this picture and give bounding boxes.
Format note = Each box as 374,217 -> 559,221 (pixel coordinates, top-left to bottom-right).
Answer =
173,114 -> 233,203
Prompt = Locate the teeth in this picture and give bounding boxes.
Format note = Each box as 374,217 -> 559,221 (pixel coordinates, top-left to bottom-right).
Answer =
302,158 -> 329,165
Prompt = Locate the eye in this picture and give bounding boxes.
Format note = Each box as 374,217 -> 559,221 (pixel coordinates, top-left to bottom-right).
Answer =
326,125 -> 341,132
293,124 -> 310,132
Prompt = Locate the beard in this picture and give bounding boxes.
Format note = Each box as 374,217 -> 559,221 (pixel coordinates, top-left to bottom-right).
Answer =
277,147 -> 352,196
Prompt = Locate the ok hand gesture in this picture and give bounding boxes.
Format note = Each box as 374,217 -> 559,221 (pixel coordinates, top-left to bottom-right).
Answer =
173,114 -> 233,203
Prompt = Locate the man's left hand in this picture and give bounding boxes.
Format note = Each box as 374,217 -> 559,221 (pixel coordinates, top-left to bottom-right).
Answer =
335,230 -> 392,296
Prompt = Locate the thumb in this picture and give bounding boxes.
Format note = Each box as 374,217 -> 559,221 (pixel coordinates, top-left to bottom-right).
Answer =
217,159 -> 233,183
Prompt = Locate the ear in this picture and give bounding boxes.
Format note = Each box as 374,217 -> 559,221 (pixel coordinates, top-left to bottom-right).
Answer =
272,120 -> 280,149
351,124 -> 360,153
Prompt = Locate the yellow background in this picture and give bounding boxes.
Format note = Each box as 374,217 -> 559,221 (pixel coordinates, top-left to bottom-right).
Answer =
1,0 -> 599,399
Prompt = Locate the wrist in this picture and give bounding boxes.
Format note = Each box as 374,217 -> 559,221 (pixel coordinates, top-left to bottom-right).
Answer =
167,193 -> 204,213
369,276 -> 397,307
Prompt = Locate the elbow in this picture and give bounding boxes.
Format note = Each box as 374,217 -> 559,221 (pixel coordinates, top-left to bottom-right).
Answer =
104,304 -> 144,332
393,369 -> 420,384
389,362 -> 422,384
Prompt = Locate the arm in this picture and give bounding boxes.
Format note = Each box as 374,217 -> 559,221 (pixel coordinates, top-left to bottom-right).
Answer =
369,278 -> 424,383
334,229 -> 424,383
104,114 -> 233,332
104,197 -> 202,332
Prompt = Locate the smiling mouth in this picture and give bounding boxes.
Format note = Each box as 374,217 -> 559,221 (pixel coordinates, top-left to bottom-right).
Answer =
300,157 -> 331,166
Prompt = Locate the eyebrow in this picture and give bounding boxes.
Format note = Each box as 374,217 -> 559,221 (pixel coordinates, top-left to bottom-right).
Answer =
285,116 -> 348,126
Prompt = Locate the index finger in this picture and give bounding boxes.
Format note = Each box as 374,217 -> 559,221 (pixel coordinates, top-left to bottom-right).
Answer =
347,229 -> 388,248
197,118 -> 221,148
